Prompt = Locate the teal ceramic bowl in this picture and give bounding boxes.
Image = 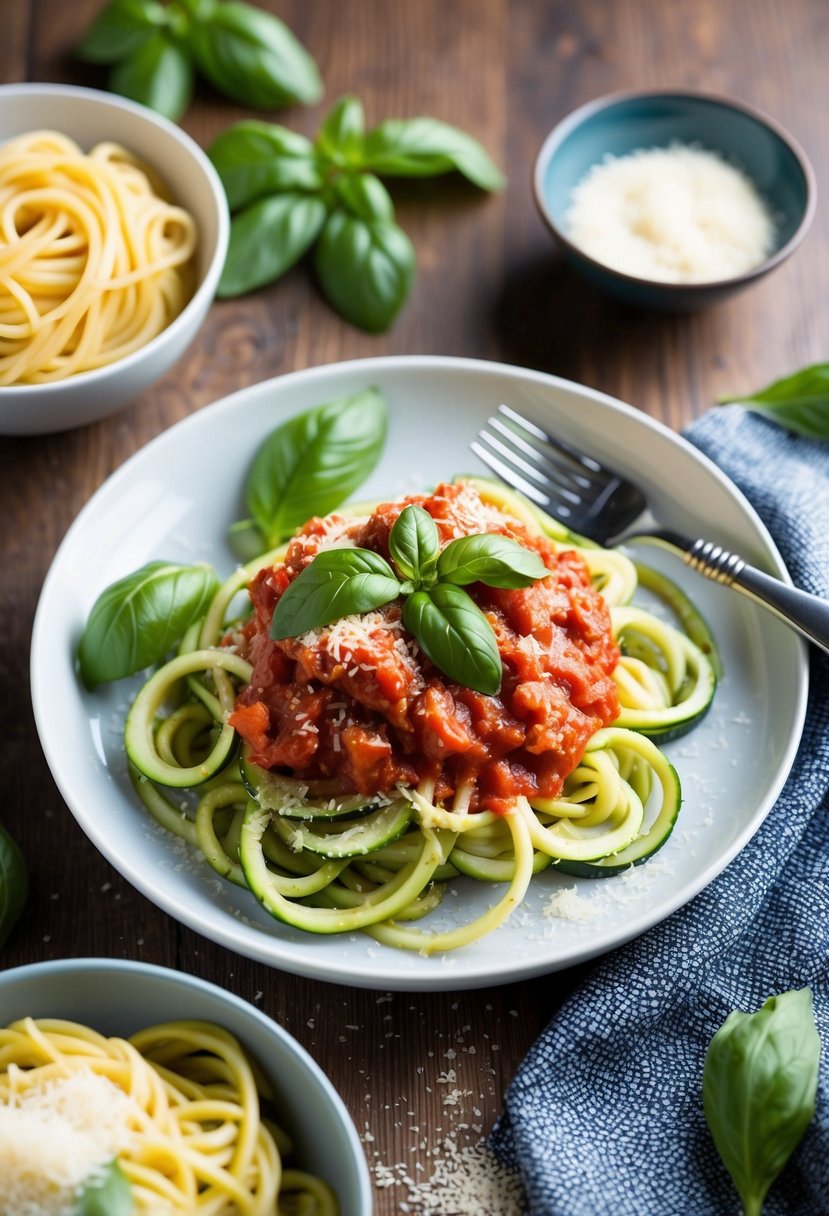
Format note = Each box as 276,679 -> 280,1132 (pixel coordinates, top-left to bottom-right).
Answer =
533,90 -> 815,310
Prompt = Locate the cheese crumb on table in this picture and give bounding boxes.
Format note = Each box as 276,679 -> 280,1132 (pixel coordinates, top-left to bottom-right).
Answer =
564,143 -> 776,283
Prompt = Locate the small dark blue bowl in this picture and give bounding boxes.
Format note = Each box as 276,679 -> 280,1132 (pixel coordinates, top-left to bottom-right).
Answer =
533,90 -> 816,311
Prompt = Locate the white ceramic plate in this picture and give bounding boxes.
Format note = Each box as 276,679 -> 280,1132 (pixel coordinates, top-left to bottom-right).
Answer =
31,357 -> 808,991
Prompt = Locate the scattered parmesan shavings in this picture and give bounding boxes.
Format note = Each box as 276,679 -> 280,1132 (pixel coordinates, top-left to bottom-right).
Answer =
400,1138 -> 526,1214
543,885 -> 599,922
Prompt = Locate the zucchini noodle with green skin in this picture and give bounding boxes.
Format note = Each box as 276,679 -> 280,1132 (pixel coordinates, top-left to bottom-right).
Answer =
125,478 -> 718,953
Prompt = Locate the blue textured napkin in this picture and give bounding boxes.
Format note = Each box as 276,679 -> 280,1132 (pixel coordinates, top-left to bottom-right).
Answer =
492,406 -> 829,1216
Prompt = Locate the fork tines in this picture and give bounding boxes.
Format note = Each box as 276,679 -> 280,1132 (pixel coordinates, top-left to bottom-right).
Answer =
472,404 -> 602,519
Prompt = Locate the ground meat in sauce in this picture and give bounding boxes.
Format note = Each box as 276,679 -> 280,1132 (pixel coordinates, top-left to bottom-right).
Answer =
228,481 -> 620,813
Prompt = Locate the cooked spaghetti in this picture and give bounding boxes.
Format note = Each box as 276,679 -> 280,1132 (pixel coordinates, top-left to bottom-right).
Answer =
0,1016 -> 338,1215
0,130 -> 196,385
123,478 -> 718,954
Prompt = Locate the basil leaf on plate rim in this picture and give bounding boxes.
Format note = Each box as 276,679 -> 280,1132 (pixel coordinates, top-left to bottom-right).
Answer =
77,561 -> 220,688
242,387 -> 388,549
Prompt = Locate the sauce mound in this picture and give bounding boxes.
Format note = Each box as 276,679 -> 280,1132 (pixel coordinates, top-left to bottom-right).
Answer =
229,482 -> 620,812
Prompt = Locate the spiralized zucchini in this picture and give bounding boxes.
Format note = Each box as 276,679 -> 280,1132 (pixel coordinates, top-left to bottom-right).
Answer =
124,480 -> 718,953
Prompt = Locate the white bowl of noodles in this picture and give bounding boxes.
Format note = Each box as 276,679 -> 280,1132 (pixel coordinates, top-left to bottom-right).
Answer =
0,84 -> 228,436
0,957 -> 371,1214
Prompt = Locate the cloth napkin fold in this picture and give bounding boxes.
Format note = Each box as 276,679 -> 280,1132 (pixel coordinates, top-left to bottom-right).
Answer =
491,405 -> 829,1216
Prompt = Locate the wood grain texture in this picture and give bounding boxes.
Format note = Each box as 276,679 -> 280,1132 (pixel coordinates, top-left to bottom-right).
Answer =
2,1 -> 828,1211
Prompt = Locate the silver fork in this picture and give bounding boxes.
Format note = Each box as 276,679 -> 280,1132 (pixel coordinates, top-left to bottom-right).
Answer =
472,404 -> 829,654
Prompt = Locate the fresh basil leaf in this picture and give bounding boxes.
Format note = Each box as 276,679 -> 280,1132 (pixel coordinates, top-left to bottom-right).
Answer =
334,172 -> 395,224
208,121 -> 323,211
188,1 -> 323,109
718,362 -> 829,440
76,1159 -> 134,1215
0,825 -> 28,951
244,388 -> 388,548
437,533 -> 548,588
389,505 -> 439,583
217,192 -> 327,299
403,584 -> 502,695
703,988 -> 821,1216
316,96 -> 365,167
362,117 -> 505,191
315,209 -> 415,333
76,0 -> 165,65
78,561 -> 220,687
271,549 -> 401,639
110,32 -> 194,122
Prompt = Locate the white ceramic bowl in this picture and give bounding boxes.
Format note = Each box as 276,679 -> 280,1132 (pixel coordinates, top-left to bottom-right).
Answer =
0,957 -> 372,1214
0,84 -> 229,436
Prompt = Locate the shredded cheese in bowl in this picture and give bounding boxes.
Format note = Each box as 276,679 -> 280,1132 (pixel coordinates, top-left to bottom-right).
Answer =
564,143 -> 776,283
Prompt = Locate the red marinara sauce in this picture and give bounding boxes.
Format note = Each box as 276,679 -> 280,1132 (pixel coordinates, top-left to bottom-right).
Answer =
228,482 -> 620,813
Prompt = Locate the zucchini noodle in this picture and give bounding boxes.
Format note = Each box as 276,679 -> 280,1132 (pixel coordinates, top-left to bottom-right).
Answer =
0,131 -> 196,385
122,477 -> 718,952
0,1016 -> 338,1215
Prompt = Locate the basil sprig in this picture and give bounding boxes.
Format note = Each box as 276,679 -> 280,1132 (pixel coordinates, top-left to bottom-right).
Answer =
76,0 -> 322,121
76,1160 -> 134,1215
703,988 -> 821,1216
209,94 -> 504,332
270,504 -> 548,694
718,362 -> 829,440
0,824 -> 28,951
78,561 -> 220,687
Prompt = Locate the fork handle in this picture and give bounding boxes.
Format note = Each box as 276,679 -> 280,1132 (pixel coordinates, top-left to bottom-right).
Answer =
657,532 -> 829,654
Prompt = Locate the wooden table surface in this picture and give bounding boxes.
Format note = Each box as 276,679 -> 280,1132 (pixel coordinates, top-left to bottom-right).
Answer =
2,1 -> 827,1212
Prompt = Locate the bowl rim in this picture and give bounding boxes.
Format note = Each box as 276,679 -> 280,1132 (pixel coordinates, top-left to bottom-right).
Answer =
0,81 -> 229,396
0,955 -> 373,1209
532,86 -> 817,294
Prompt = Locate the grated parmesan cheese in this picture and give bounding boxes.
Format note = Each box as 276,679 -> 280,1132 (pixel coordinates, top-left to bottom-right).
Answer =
0,1069 -> 136,1216
543,884 -> 599,922
564,143 -> 776,283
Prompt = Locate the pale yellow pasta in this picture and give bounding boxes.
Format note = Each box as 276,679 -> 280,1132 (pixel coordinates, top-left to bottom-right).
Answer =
0,130 -> 197,385
0,1016 -> 339,1215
